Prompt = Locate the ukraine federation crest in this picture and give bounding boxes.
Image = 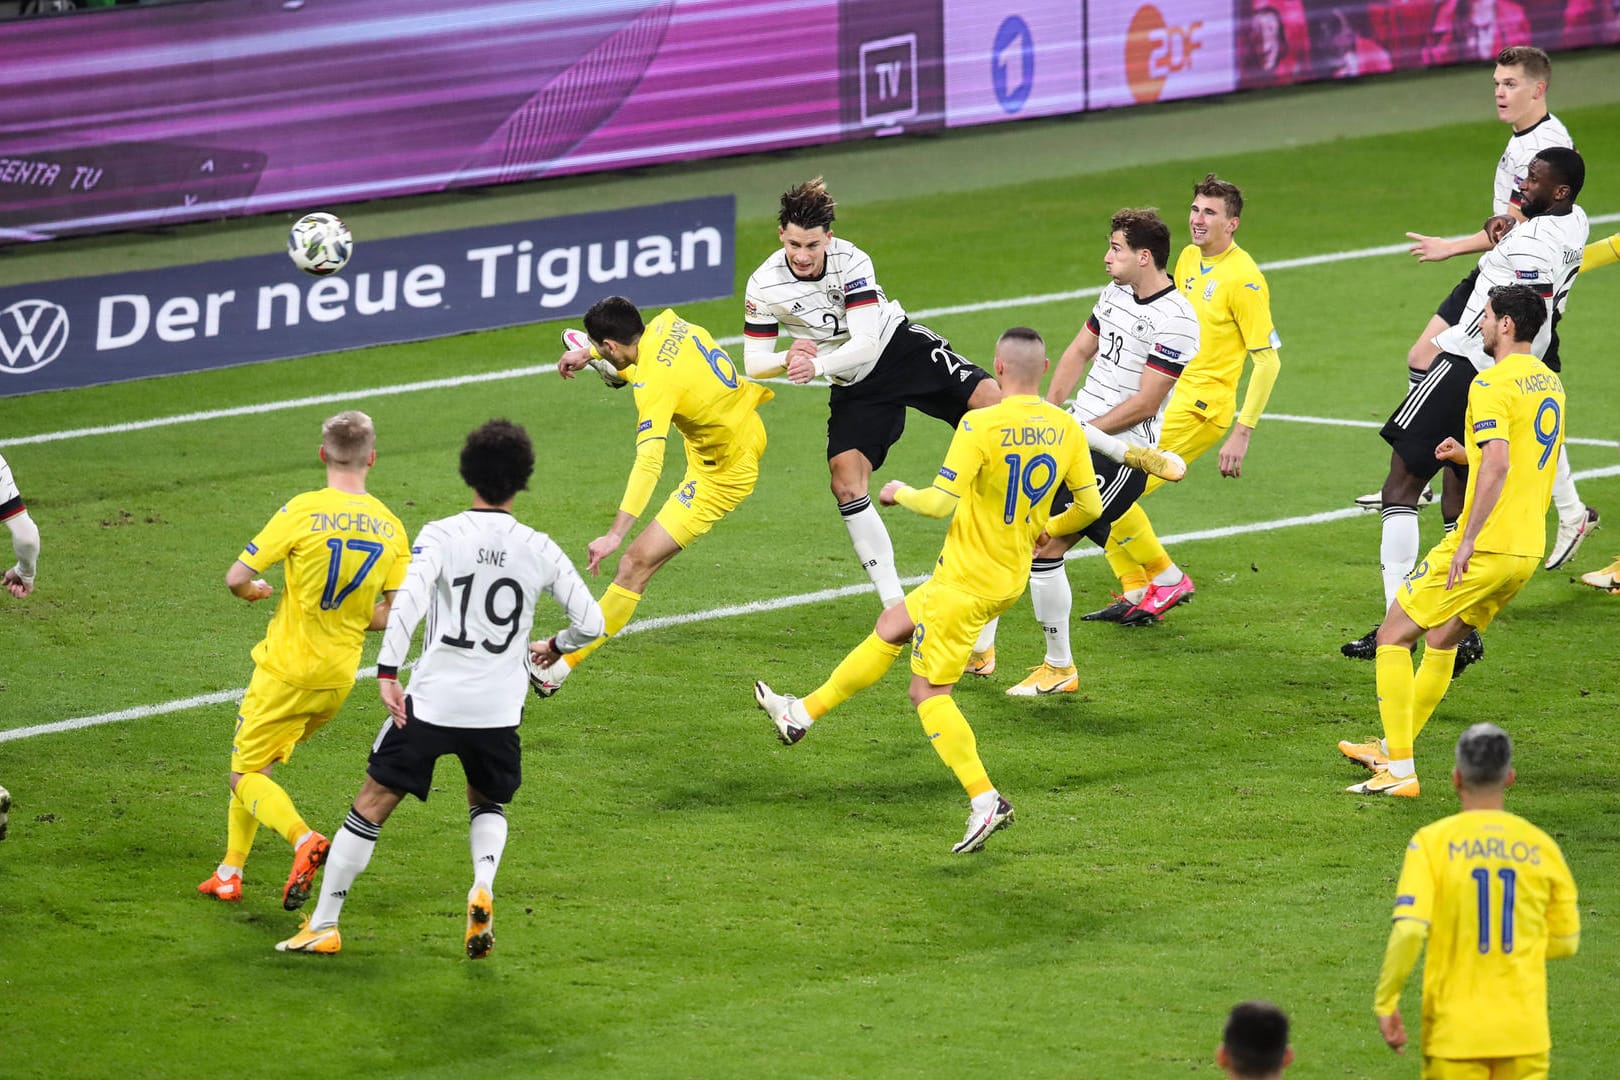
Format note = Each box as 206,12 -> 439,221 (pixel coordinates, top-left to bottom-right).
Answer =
1203,280 -> 1218,302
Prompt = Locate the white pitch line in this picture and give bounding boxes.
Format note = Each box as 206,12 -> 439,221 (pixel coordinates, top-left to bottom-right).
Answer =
9,465 -> 1619,746
1267,412 -> 1620,449
6,210 -> 1617,449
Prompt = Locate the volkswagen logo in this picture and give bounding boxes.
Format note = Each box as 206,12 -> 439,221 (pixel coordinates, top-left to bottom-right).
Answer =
0,299 -> 70,374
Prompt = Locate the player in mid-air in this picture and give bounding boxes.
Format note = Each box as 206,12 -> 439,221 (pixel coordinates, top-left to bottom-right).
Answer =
1371,723 -> 1579,1075
1339,285 -> 1563,797
1079,174 -> 1280,628
1376,46 -> 1596,570
753,327 -> 1103,852
1343,147 -> 1588,670
740,179 -> 1176,615
527,297 -> 772,696
740,177 -> 1002,610
276,420 -> 603,956
966,209 -> 1197,695
198,411 -> 410,909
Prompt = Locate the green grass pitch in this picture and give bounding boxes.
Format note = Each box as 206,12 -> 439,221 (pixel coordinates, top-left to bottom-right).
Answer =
2,67 -> 1620,1078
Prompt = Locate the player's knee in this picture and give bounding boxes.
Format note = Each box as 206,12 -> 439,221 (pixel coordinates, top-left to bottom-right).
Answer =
1406,342 -> 1433,371
1382,471 -> 1424,506
831,476 -> 868,504
968,379 -> 1002,408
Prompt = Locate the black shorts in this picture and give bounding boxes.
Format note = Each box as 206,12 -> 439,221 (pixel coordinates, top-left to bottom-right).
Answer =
826,319 -> 993,470
1435,268 -> 1479,324
1380,352 -> 1474,481
366,697 -> 522,804
1050,450 -> 1147,547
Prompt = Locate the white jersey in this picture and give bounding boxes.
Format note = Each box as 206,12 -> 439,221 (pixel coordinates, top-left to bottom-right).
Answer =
743,237 -> 907,385
378,509 -> 604,729
1495,114 -> 1573,216
0,453 -> 22,518
1435,205 -> 1588,372
1067,281 -> 1198,448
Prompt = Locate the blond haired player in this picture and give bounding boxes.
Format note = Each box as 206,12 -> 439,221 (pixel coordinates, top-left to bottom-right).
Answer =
199,411 -> 410,909
1372,723 -> 1579,1076
1085,174 -> 1280,625
528,297 -> 772,694
1340,286 -> 1562,797
753,328 -> 1103,852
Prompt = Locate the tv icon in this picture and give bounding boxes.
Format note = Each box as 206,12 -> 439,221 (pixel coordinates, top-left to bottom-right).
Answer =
859,34 -> 918,128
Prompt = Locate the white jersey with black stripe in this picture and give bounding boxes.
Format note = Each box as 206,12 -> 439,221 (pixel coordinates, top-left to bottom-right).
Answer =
378,509 -> 604,729
1434,205 -> 1588,372
1495,114 -> 1573,217
743,237 -> 907,385
1068,281 -> 1199,448
0,452 -> 21,515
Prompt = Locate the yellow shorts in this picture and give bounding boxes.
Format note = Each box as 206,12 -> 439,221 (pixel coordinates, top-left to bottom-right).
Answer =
1142,394 -> 1232,496
1422,1051 -> 1548,1080
1397,543 -> 1538,633
653,429 -> 764,549
230,667 -> 354,773
904,577 -> 1013,686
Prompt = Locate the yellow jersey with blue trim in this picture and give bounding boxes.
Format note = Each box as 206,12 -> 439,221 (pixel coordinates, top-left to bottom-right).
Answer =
1172,242 -> 1278,407
1392,809 -> 1579,1058
632,308 -> 773,469
237,487 -> 410,689
1461,353 -> 1564,558
928,394 -> 1096,603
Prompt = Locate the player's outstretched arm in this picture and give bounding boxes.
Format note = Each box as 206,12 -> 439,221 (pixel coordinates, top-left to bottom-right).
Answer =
1581,232 -> 1620,274
1407,228 -> 1494,262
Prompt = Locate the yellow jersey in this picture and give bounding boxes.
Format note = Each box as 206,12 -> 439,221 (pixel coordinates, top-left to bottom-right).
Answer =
621,308 -> 774,516
1461,353 -> 1564,558
237,487 -> 410,689
927,394 -> 1097,603
1392,809 -> 1580,1058
1172,242 -> 1279,416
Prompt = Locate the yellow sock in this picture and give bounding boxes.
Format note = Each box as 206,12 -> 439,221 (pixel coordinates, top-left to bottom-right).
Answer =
234,771 -> 309,847
917,695 -> 991,797
1375,645 -> 1416,762
566,582 -> 642,667
225,790 -> 260,868
1104,545 -> 1150,595
804,634 -> 902,719
1411,646 -> 1458,742
1108,504 -> 1169,593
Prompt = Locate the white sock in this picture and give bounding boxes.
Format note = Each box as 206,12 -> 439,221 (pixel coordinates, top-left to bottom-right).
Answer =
974,617 -> 999,651
1380,505 -> 1420,610
1123,586 -> 1147,604
1552,445 -> 1584,521
1387,758 -> 1415,779
469,803 -> 508,892
1030,558 -> 1073,668
216,862 -> 242,880
790,699 -> 814,729
310,808 -> 379,930
840,497 -> 904,607
1080,422 -> 1127,464
1151,565 -> 1184,587
970,788 -> 1001,813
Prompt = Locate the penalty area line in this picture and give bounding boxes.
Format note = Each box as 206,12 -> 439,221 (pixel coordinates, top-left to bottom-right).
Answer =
7,209 -> 1615,450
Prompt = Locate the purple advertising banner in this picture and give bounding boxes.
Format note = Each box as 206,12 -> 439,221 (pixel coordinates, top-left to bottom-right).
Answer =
0,0 -> 1597,243
0,196 -> 734,395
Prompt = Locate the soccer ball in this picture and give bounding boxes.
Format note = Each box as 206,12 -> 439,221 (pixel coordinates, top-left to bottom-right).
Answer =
287,212 -> 353,276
